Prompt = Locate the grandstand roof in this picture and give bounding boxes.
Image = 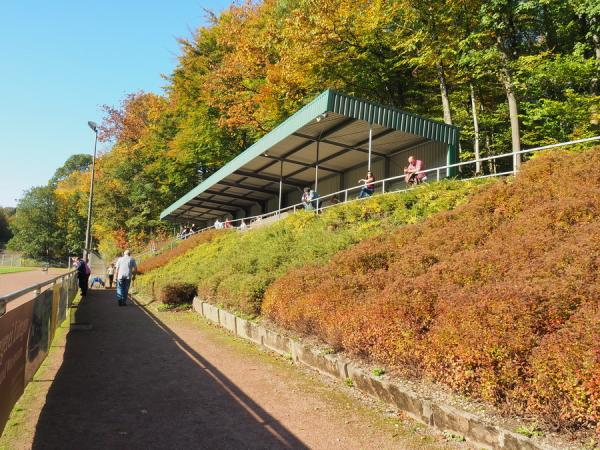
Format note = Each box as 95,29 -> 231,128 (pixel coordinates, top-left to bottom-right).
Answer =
160,89 -> 459,222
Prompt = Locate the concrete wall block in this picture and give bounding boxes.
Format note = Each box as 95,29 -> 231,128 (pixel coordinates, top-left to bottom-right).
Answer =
385,382 -> 424,421
203,302 -> 220,323
467,418 -> 500,449
289,339 -> 302,362
432,403 -> 471,436
192,297 -> 203,315
346,364 -> 378,397
218,309 -> 237,334
421,400 -> 434,426
295,345 -> 342,380
369,378 -> 395,405
235,317 -> 262,345
260,327 -> 291,356
324,353 -> 349,380
501,432 -> 547,450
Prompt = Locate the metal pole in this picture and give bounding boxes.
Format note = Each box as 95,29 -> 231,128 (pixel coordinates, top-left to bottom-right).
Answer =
315,140 -> 320,193
315,140 -> 320,210
278,160 -> 283,216
367,123 -> 372,171
84,131 -> 98,260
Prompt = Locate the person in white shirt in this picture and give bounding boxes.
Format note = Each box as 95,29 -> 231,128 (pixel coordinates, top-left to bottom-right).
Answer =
115,250 -> 137,306
106,263 -> 115,288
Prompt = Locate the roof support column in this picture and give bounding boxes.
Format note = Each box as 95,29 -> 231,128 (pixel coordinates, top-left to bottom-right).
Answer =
315,140 -> 320,193
278,159 -> 283,216
384,156 -> 390,193
447,144 -> 458,177
367,123 -> 373,171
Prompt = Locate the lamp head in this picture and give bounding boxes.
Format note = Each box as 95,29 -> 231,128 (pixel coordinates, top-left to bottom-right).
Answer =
87,121 -> 98,133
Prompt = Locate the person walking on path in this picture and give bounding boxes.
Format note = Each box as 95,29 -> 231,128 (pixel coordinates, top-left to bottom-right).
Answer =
115,250 -> 137,306
106,263 -> 115,288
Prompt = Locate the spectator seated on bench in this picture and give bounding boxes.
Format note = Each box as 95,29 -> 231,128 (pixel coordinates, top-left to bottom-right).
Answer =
357,171 -> 375,198
404,156 -> 427,186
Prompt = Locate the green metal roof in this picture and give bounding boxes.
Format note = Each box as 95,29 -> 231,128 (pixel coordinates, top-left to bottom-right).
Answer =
160,89 -> 458,221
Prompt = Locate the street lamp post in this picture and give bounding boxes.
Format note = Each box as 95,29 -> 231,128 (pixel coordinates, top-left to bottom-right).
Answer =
84,121 -> 98,261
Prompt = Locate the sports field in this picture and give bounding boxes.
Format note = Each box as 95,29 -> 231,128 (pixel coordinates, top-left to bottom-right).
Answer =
0,266 -> 36,275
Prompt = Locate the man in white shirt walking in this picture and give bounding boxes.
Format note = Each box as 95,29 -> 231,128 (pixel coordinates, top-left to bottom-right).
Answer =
115,250 -> 137,306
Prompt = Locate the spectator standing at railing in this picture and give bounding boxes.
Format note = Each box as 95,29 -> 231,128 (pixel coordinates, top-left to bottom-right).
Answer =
302,187 -> 312,210
115,250 -> 137,307
224,217 -> 232,229
214,219 -> 223,229
75,256 -> 90,298
310,189 -> 319,210
404,156 -> 427,185
357,171 -> 375,198
239,220 -> 247,231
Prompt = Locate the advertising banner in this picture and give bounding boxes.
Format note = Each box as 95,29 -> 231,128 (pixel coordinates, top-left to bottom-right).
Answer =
0,273 -> 76,434
0,301 -> 34,431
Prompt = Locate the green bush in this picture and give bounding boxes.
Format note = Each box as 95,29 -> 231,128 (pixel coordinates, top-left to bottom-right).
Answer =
137,179 -> 488,316
160,282 -> 197,305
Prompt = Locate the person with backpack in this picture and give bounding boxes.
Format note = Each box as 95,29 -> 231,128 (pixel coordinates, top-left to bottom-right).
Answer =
76,256 -> 91,298
115,250 -> 137,306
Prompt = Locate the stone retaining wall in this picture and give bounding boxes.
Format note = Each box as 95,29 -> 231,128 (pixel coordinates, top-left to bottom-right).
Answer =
191,297 -> 554,450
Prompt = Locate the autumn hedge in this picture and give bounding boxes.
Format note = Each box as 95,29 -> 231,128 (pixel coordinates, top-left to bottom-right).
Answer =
262,147 -> 600,433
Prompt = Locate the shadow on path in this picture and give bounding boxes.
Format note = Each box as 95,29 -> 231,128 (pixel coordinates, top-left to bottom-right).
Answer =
31,289 -> 307,450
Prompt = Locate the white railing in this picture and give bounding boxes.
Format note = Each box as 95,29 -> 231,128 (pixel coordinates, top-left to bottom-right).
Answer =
141,136 -> 600,258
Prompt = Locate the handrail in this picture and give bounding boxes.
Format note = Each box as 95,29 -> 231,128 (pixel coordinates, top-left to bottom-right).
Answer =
148,136 -> 600,252
0,270 -> 77,315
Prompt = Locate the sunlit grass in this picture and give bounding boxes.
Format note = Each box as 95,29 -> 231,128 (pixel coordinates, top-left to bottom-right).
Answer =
0,266 -> 37,275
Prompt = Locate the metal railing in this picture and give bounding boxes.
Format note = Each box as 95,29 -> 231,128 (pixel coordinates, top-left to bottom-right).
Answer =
136,136 -> 599,260
0,270 -> 77,317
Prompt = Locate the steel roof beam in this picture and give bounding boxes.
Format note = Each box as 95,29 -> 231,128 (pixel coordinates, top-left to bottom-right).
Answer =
184,204 -> 235,215
233,170 -> 306,188
187,200 -> 239,213
216,180 -> 280,196
260,154 -> 343,174
293,132 -> 388,157
252,117 -> 356,175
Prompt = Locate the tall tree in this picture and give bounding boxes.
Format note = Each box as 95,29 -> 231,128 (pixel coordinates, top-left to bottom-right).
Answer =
0,209 -> 12,248
7,186 -> 64,262
50,154 -> 93,186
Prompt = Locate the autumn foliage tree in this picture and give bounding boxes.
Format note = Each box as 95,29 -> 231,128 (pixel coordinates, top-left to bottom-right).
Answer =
8,0 -> 599,260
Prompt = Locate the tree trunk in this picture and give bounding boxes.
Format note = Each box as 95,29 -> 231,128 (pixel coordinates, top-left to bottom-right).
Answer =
593,31 -> 600,95
469,83 -> 481,173
437,60 -> 453,125
497,40 -> 521,170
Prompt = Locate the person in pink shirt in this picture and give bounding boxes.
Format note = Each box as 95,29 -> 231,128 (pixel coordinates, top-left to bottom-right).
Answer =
404,156 -> 427,185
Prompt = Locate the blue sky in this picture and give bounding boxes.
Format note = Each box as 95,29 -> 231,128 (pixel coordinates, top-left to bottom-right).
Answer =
0,0 -> 231,207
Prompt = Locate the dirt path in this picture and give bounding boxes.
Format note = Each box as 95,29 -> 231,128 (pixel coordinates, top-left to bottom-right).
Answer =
1,289 -> 466,450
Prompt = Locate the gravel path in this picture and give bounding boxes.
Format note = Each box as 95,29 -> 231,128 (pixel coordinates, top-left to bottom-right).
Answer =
7,289 -> 462,450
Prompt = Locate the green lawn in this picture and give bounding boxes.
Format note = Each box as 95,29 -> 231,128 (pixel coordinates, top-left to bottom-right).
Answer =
0,266 -> 36,275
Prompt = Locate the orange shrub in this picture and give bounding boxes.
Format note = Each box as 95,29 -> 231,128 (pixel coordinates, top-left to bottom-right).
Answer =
262,147 -> 600,431
137,229 -> 222,274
